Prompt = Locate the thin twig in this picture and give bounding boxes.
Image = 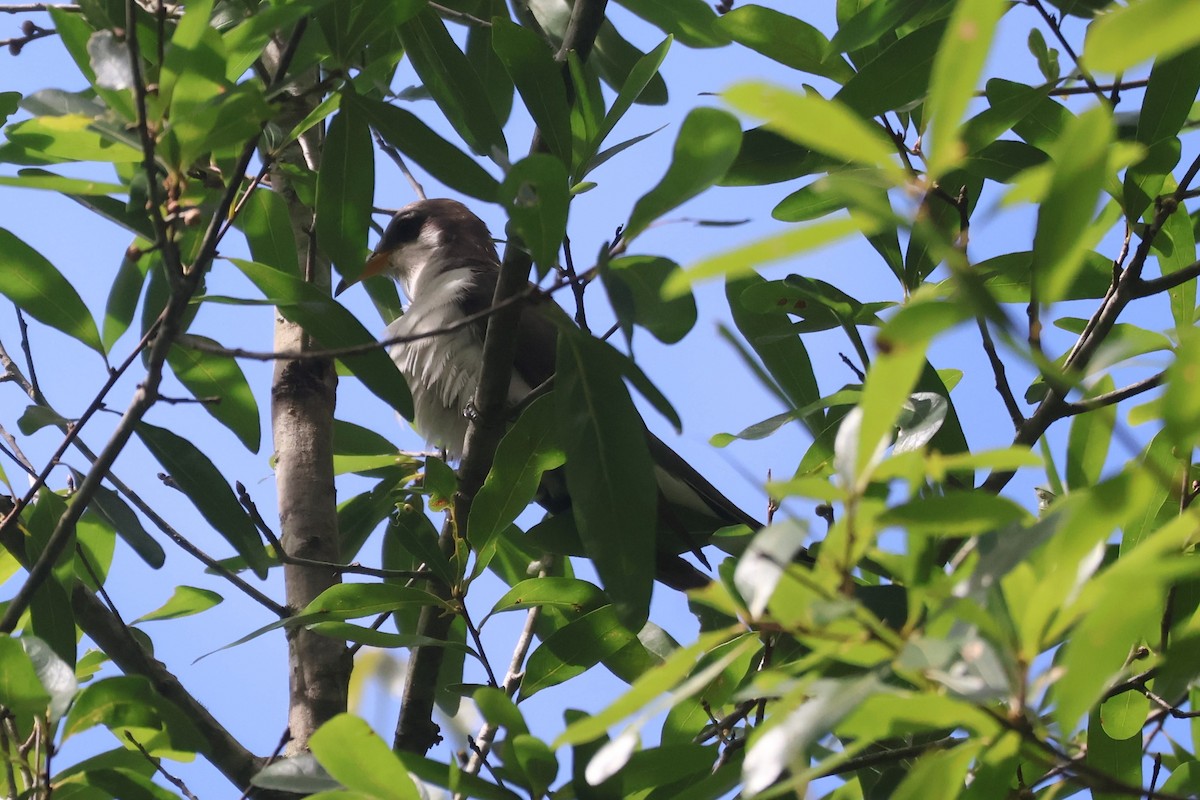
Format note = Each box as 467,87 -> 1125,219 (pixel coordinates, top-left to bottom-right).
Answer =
561,236 -> 589,332
0,3 -> 79,10
1058,371 -> 1165,416
71,453 -> 288,618
459,605 -> 499,688
977,317 -> 1024,426
237,482 -> 441,584
430,1 -> 491,26
373,129 -> 426,201
0,324 -> 158,542
457,561 -> 550,792
183,270 -> 588,361
1133,258 -> 1200,298
126,732 -> 201,800
14,308 -> 43,402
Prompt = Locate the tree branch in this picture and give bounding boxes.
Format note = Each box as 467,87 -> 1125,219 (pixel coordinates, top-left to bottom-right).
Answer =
977,317 -> 1024,427
1059,371 -> 1165,416
1133,257 -> 1200,298
981,165 -> 1200,494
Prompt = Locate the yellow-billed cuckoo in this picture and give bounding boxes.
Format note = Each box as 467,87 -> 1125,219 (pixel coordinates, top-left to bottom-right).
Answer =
339,198 -> 762,590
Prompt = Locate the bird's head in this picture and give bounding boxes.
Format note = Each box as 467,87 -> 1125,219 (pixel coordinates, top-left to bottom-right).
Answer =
334,198 -> 498,299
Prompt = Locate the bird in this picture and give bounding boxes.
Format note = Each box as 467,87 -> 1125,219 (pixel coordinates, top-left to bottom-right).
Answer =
338,198 -> 764,590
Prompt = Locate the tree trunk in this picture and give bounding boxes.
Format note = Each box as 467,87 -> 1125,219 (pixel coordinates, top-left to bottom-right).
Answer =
265,46 -> 350,752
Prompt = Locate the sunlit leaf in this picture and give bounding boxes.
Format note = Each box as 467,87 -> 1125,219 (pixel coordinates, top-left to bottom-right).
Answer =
134,586 -> 223,623
716,5 -> 851,81
1032,106 -> 1113,303
625,107 -> 741,241
727,82 -> 905,182
924,0 -> 1006,178
1083,0 -> 1200,73
310,714 -> 422,800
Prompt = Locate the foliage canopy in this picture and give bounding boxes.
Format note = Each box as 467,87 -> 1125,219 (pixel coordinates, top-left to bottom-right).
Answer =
1,0 -> 1200,798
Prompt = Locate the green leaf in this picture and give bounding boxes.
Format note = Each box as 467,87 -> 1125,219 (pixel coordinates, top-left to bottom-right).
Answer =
498,154 -> 569,272
962,79 -> 1053,154
398,8 -> 508,158
602,255 -> 697,344
725,276 -> 822,428
1083,0 -> 1200,74
230,258 -> 413,419
475,686 -> 529,734
1164,329 -> 1200,450
720,126 -> 820,187
318,98 -> 374,284
487,577 -> 606,617
924,0 -> 1006,178
881,493 -> 1032,536
168,82 -> 272,167
834,22 -> 946,119
157,0 -> 216,109
1027,28 -> 1061,84
667,216 -> 877,297
63,676 -> 205,753
522,606 -> 638,698
832,0 -> 946,53
1088,704 -> 1144,800
133,586 -> 223,623
555,327 -> 655,629
743,675 -> 881,794
614,0 -> 727,48
237,187 -> 300,276
0,228 -> 103,354
135,422 -> 269,578
314,0 -> 419,67
20,635 -> 77,724
212,583 -> 450,655
510,734 -> 558,797
1065,375 -> 1116,491
223,0 -> 338,79
491,18 -> 572,167
625,107 -> 742,241
356,94 -> 500,203
1136,46 -> 1200,147
716,5 -> 852,81
468,394 -> 564,559
1053,508 -> 1194,733
586,35 -> 672,175
310,714 -> 421,800
18,404 -> 70,435
1032,106 -> 1113,303
0,170 -> 123,194
467,0 -> 515,129
168,337 -> 261,452
0,90 -> 20,125
0,635 -> 52,720
78,475 -> 166,569
726,82 -> 905,182
5,114 -> 143,163
590,18 -> 668,105
102,241 -> 153,350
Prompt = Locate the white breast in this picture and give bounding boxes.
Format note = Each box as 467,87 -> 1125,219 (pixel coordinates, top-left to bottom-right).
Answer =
386,267 -> 531,459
